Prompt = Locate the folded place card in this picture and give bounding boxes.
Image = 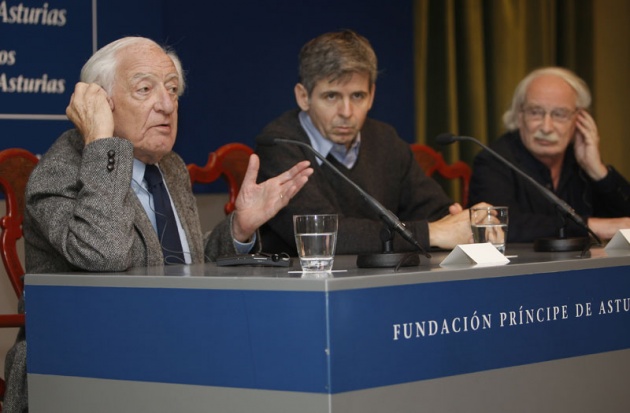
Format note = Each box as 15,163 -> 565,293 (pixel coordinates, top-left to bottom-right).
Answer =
440,243 -> 511,267
604,229 -> 630,252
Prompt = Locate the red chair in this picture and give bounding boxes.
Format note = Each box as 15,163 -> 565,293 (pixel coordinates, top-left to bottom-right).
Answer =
410,143 -> 471,206
187,143 -> 254,215
0,148 -> 38,412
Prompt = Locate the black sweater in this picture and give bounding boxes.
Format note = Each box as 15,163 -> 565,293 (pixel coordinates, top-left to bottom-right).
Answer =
255,109 -> 453,255
468,131 -> 630,242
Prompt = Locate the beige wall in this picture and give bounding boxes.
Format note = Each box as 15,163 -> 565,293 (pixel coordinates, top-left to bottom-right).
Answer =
593,0 -> 630,179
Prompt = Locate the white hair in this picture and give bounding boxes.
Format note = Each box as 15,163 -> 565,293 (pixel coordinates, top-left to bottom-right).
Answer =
80,36 -> 185,96
502,67 -> 591,131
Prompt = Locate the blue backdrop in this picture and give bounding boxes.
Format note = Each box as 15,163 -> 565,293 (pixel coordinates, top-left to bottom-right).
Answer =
0,0 -> 414,192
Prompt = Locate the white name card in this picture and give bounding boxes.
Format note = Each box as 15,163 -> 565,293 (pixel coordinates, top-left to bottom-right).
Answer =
604,229 -> 630,252
440,243 -> 510,267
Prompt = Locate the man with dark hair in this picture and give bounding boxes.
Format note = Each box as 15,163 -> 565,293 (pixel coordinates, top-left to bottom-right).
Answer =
256,30 -> 480,255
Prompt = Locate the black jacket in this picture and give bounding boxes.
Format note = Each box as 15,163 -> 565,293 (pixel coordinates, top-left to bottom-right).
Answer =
469,131 -> 630,242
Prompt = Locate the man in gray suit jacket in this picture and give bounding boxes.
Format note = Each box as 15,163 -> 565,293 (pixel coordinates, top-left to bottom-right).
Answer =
3,36 -> 313,413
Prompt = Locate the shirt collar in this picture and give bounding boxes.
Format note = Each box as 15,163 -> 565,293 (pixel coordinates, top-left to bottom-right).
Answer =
132,158 -> 147,187
298,110 -> 361,168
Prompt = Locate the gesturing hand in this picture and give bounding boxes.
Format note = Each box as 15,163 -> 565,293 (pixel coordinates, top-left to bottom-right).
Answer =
231,155 -> 313,242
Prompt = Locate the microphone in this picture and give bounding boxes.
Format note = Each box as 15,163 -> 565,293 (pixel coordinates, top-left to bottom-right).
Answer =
436,133 -> 602,251
256,136 -> 429,267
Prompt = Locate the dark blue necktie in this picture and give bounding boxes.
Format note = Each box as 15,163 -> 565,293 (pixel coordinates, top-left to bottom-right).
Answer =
144,164 -> 185,265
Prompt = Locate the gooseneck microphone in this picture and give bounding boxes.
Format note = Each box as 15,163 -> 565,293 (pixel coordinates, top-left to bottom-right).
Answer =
256,136 -> 429,267
436,133 -> 602,252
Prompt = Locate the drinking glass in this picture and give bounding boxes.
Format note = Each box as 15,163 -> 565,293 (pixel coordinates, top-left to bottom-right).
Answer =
470,206 -> 509,254
293,214 -> 338,272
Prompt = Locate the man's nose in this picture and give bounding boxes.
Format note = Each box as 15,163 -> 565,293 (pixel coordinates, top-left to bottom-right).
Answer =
338,98 -> 353,118
540,112 -> 554,132
154,86 -> 175,114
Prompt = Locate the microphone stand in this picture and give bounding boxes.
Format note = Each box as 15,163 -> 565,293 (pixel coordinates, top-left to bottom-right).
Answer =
257,137 -> 429,268
533,206 -> 593,253
355,225 -> 421,268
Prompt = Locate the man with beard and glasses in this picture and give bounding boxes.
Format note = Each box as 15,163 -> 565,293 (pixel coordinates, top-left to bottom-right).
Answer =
469,67 -> 630,242
255,30 -> 485,256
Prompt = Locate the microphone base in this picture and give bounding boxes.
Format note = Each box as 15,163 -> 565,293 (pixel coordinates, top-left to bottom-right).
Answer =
357,252 -> 420,268
533,236 -> 590,252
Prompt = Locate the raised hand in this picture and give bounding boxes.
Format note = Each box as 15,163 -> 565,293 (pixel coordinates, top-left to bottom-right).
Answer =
574,110 -> 607,181
231,154 -> 313,242
66,82 -> 115,144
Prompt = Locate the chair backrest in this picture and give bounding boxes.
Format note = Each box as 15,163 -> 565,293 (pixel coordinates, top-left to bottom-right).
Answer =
0,148 -> 38,299
410,143 -> 471,206
187,143 -> 254,215
0,148 -> 37,412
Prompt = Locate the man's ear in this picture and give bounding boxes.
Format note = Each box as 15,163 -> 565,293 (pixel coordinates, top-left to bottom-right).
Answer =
294,83 -> 310,111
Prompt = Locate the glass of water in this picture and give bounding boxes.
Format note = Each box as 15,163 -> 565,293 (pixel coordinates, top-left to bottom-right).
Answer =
293,214 -> 338,272
469,206 -> 509,254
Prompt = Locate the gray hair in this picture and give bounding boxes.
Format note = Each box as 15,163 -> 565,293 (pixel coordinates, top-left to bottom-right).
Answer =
502,67 -> 591,131
298,29 -> 378,95
80,36 -> 185,96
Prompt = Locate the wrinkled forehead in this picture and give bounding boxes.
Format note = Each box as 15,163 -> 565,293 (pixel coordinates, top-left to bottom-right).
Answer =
524,75 -> 577,106
116,43 -> 178,81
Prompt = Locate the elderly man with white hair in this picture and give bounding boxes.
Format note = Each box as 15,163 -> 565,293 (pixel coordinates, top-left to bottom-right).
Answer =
3,36 -> 313,413
469,67 -> 630,242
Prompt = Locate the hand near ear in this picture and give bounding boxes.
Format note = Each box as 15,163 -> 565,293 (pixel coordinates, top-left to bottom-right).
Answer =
574,110 -> 607,181
66,82 -> 115,145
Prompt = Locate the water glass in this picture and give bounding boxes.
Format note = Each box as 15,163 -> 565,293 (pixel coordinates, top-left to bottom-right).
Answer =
470,206 -> 509,254
293,214 -> 338,272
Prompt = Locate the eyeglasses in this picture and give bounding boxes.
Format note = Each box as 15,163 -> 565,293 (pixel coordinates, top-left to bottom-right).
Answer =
521,106 -> 578,123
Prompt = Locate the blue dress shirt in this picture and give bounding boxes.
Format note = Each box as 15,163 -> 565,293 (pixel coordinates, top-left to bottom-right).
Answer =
298,111 -> 361,168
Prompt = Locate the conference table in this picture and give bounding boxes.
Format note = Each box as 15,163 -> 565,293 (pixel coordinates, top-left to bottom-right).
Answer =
25,244 -> 630,412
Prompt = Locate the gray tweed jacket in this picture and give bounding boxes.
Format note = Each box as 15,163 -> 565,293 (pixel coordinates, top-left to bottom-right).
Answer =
3,129 -> 253,413
24,129 -> 239,272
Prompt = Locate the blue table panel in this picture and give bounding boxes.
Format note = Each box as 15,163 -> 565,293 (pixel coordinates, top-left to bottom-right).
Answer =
27,287 -> 330,392
328,266 -> 630,392
26,265 -> 630,394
